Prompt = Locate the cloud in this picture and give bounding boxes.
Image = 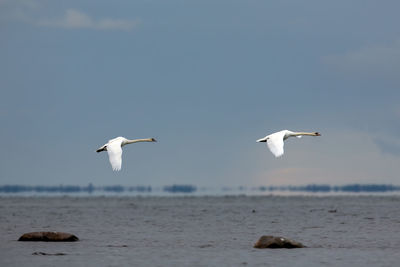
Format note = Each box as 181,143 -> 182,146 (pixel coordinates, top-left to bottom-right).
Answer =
373,137 -> 400,157
260,167 -> 328,185
323,39 -> 400,79
37,9 -> 140,31
0,0 -> 39,22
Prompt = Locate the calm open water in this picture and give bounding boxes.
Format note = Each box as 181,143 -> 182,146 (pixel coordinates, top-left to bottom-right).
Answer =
1,195 -> 400,266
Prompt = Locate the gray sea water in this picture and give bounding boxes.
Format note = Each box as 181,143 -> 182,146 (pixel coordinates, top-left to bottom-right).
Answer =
1,195 -> 400,266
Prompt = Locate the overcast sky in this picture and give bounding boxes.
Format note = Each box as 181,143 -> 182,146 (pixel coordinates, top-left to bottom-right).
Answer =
1,0 -> 399,186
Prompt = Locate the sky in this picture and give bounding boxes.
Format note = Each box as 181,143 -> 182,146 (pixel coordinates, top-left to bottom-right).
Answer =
1,0 -> 399,187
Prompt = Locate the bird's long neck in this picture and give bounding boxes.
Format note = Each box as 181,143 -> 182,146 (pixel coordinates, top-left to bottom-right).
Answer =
291,132 -> 318,136
124,138 -> 155,145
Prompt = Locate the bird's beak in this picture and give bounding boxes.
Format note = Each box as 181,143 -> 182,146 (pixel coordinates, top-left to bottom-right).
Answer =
152,138 -> 157,142
315,132 -> 321,136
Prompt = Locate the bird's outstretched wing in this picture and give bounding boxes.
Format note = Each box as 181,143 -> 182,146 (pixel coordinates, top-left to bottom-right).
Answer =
267,135 -> 285,157
107,141 -> 123,171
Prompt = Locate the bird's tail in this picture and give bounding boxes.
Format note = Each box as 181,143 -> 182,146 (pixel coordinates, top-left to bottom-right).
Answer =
96,145 -> 106,153
256,137 -> 267,142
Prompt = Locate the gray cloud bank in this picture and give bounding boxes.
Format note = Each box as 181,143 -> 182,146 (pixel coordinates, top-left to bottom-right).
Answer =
323,39 -> 400,80
374,138 -> 400,157
37,9 -> 140,31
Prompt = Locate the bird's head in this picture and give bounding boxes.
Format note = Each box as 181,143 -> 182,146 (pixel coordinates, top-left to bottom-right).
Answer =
150,138 -> 157,142
314,132 -> 321,136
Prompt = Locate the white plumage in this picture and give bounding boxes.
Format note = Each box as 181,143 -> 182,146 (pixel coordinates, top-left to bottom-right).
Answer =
257,130 -> 321,157
96,136 -> 157,171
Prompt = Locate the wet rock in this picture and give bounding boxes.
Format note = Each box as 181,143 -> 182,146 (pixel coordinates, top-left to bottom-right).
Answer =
198,244 -> 213,248
32,252 -> 67,256
253,235 -> 305,249
107,244 -> 128,248
18,232 -> 79,242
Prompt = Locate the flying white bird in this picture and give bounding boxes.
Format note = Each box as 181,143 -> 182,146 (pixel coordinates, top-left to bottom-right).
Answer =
96,137 -> 157,171
256,130 -> 321,157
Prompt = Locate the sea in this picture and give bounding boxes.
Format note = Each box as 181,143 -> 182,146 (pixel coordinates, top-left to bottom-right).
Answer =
1,193 -> 400,266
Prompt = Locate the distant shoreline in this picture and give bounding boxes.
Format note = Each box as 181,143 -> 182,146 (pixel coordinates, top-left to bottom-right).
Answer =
1,184 -> 400,196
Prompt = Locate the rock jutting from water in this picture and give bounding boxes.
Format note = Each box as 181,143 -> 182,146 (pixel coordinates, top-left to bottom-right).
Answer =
18,232 -> 79,242
32,252 -> 67,256
253,235 -> 305,249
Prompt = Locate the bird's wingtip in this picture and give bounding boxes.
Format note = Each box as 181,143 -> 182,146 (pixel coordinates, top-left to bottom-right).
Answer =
96,146 -> 106,153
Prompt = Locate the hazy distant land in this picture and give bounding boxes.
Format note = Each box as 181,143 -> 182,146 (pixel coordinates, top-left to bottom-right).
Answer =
1,184 -> 399,195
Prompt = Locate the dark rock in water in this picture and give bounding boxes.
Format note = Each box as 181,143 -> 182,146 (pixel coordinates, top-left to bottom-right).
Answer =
107,244 -> 128,248
18,232 -> 79,242
198,244 -> 214,248
32,252 -> 67,256
254,235 -> 305,249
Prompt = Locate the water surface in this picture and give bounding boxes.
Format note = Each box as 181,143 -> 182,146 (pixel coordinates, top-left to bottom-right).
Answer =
1,196 -> 399,266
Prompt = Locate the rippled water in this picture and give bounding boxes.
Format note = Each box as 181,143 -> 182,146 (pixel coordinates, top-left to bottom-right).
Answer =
1,196 -> 400,266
